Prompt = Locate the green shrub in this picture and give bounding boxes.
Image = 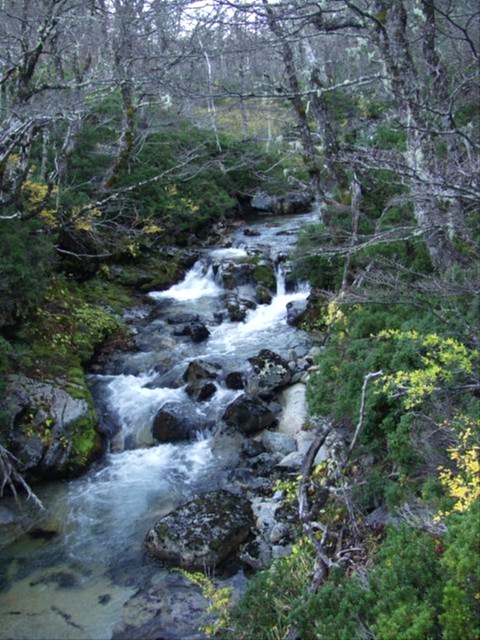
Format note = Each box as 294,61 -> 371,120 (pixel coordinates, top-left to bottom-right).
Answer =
0,219 -> 54,327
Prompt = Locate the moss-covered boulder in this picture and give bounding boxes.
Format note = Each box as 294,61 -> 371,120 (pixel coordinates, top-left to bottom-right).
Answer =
145,490 -> 254,568
0,374 -> 101,481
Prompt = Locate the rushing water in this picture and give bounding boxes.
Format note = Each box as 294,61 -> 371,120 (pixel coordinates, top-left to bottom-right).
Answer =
0,210 -> 317,640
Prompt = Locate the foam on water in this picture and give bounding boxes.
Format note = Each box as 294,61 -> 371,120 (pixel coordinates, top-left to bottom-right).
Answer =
149,261 -> 220,301
209,247 -> 248,260
105,372 -> 186,439
207,268 -> 309,354
65,439 -> 214,559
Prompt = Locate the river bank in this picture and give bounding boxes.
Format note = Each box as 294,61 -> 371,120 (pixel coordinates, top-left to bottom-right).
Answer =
0,208 -> 323,640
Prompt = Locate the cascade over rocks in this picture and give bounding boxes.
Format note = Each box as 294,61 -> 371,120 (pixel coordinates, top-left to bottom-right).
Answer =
145,490 -> 254,568
223,394 -> 275,434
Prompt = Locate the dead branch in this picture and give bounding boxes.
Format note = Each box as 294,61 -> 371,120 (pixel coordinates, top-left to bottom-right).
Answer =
0,445 -> 44,511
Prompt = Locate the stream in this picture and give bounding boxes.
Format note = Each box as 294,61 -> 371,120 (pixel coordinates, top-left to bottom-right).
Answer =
0,210 -> 318,640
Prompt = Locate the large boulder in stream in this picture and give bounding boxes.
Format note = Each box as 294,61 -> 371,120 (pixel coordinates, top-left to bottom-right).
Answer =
247,349 -> 292,395
183,360 -> 221,402
0,375 -> 101,481
223,394 -> 275,434
145,490 -> 254,568
152,404 -> 198,442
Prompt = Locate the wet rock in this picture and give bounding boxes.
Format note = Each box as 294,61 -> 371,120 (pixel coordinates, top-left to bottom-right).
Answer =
151,404 -> 197,443
286,299 -> 309,327
145,490 -> 254,568
219,262 -> 254,289
222,394 -> 275,434
261,431 -> 297,456
243,227 -> 260,237
255,285 -> 273,305
226,296 -> 247,322
0,375 -> 100,481
225,371 -> 245,390
183,361 -> 221,401
174,322 -> 210,343
247,349 -> 292,394
252,261 -> 276,290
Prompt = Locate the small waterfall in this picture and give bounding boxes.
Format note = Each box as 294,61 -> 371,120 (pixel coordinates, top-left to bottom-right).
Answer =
149,260 -> 220,301
275,263 -> 287,296
105,372 -> 187,446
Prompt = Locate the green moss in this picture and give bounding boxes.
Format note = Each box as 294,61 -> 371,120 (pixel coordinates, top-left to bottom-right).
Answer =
252,264 -> 276,290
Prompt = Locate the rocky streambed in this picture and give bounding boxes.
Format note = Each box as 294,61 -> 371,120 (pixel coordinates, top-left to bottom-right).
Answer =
0,209 -> 326,640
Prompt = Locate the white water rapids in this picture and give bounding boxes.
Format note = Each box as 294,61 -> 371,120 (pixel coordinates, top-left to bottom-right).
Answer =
0,210 -> 316,640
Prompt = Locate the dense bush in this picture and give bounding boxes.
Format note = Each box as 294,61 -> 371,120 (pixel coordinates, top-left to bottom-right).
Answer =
0,220 -> 55,328
227,514 -> 480,640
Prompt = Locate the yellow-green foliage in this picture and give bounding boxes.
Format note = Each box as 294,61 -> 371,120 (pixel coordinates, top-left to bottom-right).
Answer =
379,330 -> 478,409
175,569 -> 233,637
438,416 -> 480,517
25,276 -> 123,366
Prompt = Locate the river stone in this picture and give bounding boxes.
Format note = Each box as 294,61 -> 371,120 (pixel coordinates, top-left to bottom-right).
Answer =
247,349 -> 292,394
173,322 -> 210,343
226,296 -> 248,322
295,430 -> 316,455
286,298 -> 309,327
219,262 -> 254,289
222,394 -> 275,434
183,360 -> 221,401
261,431 -> 297,456
145,490 -> 254,568
0,374 -> 100,480
277,383 -> 308,437
188,322 -> 210,343
151,404 -> 197,442
255,285 -> 273,305
225,371 -> 245,390
276,451 -> 303,470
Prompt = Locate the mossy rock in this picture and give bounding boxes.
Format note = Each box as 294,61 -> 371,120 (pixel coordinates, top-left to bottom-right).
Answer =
252,264 -> 276,290
1,374 -> 101,482
145,490 -> 254,568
